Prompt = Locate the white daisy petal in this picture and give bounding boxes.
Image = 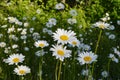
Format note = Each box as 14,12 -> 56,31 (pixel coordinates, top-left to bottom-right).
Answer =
52,28 -> 76,45
3,53 -> 25,65
34,40 -> 49,48
50,44 -> 71,61
14,65 -> 31,76
77,51 -> 98,65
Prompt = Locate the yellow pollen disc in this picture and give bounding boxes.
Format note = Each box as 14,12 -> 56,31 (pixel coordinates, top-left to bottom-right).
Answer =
60,35 -> 69,41
72,41 -> 77,45
84,56 -> 92,62
19,70 -> 25,74
57,50 -> 64,56
13,58 -> 19,63
99,24 -> 105,29
39,43 -> 45,48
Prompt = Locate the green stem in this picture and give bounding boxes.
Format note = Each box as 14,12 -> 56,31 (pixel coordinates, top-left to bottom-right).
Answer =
55,60 -> 59,80
94,30 -> 103,54
85,64 -> 88,80
92,30 -> 103,75
57,61 -> 62,80
107,59 -> 111,80
72,51 -> 76,80
39,49 -> 43,80
20,76 -> 24,80
63,59 -> 66,80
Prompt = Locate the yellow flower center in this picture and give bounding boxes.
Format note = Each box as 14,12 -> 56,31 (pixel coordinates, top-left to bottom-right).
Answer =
60,35 -> 69,41
99,24 -> 105,29
39,43 -> 45,48
72,41 -> 77,45
19,70 -> 25,75
57,50 -> 64,56
13,58 -> 20,63
84,56 -> 92,62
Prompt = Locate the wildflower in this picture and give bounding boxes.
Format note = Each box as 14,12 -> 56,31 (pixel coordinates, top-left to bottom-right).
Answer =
46,22 -> 53,28
67,18 -> 77,25
36,9 -> 41,14
107,25 -> 115,30
7,26 -> 15,33
32,32 -> 40,40
52,28 -> 76,45
0,42 -> 6,48
7,17 -> 18,23
101,71 -> 108,78
109,54 -> 119,63
108,34 -> 115,40
47,30 -> 53,35
93,21 -> 110,29
0,34 -> 3,38
32,16 -> 36,21
1,25 -> 7,28
117,20 -> 120,25
4,48 -> 9,53
69,9 -> 77,16
21,29 -> 27,35
55,3 -> 65,10
113,48 -> 120,57
21,35 -> 27,40
16,21 -> 22,26
3,53 -> 25,65
12,44 -> 18,49
17,28 -> 23,32
24,22 -> 29,27
48,18 -> 57,26
14,65 -> 30,76
35,50 -> 45,56
50,44 -> 71,61
29,28 -> 34,33
69,38 -> 80,47
34,40 -> 49,48
77,51 -> 97,65
83,44 -> 91,51
81,69 -> 89,76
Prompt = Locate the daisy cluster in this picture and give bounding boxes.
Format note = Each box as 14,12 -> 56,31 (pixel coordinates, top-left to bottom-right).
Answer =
0,1 -> 119,80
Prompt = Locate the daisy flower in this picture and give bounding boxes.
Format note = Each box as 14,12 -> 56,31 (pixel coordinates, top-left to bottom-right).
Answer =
69,9 -> 77,16
77,51 -> 97,65
50,44 -> 71,61
55,3 -> 65,10
34,40 -> 49,48
117,20 -> 120,25
48,18 -> 57,26
69,38 -> 80,47
93,21 -> 110,29
0,42 -> 6,48
108,54 -> 118,63
14,65 -> 31,76
81,69 -> 89,76
101,71 -> 108,78
3,54 -> 25,65
46,22 -> 53,28
52,28 -> 76,45
67,18 -> 77,25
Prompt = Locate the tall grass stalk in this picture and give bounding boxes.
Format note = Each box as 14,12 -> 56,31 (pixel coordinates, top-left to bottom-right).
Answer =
38,49 -> 43,80
57,60 -> 62,80
92,29 -> 103,75
107,59 -> 111,79
20,76 -> 24,80
55,60 -> 59,80
72,51 -> 77,80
